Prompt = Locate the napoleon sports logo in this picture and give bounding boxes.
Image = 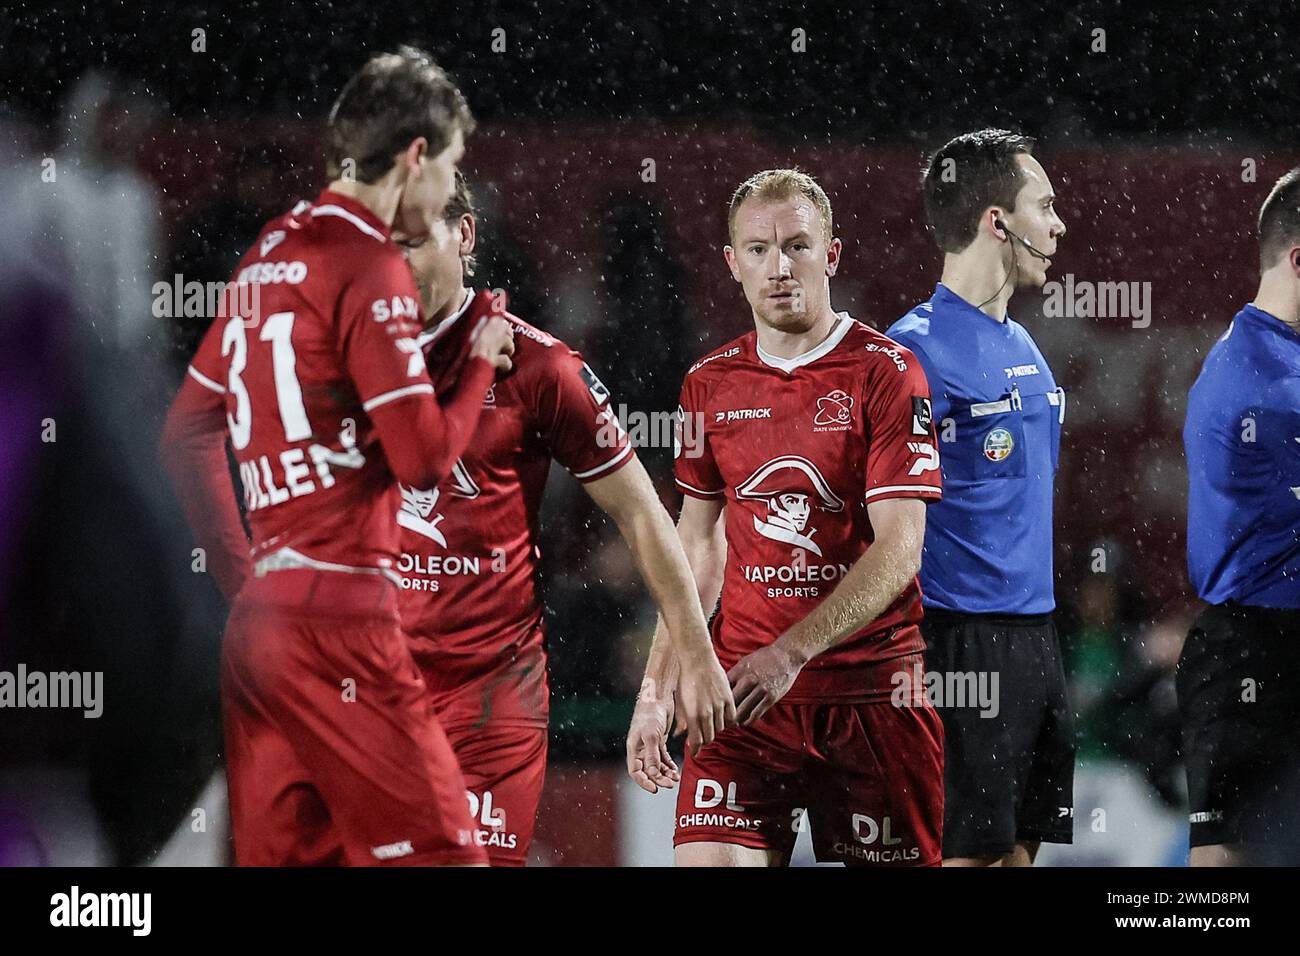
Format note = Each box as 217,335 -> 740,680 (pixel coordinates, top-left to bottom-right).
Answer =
397,461 -> 481,546
735,456 -> 844,557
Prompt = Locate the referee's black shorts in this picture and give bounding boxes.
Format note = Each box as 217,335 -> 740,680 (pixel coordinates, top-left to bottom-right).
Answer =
1176,601 -> 1300,850
920,609 -> 1076,858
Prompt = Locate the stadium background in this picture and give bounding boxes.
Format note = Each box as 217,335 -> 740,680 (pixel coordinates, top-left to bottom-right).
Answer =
1,0 -> 1295,865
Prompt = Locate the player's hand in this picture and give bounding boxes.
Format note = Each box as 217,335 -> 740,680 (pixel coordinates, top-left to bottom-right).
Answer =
465,289 -> 514,373
626,695 -> 680,794
727,643 -> 805,726
472,314 -> 515,373
676,651 -> 737,757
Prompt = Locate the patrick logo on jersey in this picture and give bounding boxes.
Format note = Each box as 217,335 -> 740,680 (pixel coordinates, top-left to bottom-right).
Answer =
736,456 -> 845,558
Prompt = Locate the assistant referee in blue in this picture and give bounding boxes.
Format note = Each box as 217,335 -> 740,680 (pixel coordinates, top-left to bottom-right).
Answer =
1180,167 -> 1300,866
888,129 -> 1072,866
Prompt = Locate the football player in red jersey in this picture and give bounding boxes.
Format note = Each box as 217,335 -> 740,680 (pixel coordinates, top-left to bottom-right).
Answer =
392,174 -> 735,864
627,169 -> 946,866
159,49 -> 515,866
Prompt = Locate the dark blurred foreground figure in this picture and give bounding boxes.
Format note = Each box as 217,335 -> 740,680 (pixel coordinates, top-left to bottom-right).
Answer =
1180,167 -> 1300,866
1,105 -> 225,866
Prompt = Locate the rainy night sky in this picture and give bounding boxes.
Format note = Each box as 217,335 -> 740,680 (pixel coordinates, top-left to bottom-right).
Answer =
5,0 -> 1298,139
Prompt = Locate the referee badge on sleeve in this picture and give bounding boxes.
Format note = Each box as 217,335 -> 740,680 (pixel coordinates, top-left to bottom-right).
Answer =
911,396 -> 933,436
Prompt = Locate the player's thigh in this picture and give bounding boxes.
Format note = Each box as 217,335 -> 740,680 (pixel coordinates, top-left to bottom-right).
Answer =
675,842 -> 786,867
254,612 -> 485,866
220,610 -> 345,866
942,842 -> 1038,867
1189,844 -> 1247,867
673,705 -> 805,864
807,698 -> 944,867
447,723 -> 548,866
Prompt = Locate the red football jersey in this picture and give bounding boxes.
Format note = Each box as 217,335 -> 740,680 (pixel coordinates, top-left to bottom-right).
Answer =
397,290 -> 634,729
184,189 -> 458,575
674,313 -> 942,703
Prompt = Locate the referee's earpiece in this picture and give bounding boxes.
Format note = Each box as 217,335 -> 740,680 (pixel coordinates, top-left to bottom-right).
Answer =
994,217 -> 1051,262
976,214 -> 1019,311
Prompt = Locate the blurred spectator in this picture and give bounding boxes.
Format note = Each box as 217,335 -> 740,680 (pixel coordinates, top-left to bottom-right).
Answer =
1059,541 -> 1187,807
591,192 -> 690,465
44,71 -> 163,354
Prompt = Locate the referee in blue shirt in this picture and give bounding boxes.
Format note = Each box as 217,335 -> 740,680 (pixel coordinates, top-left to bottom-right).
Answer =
888,130 -> 1072,866
1180,167 -> 1300,866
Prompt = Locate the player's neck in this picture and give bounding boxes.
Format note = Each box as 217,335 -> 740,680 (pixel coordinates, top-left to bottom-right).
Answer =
1252,271 -> 1300,333
325,177 -> 401,227
941,248 -> 1013,323
427,286 -> 471,329
753,306 -> 840,359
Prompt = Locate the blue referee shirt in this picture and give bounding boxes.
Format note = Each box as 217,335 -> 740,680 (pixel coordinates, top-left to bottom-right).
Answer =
1184,303 -> 1300,609
888,284 -> 1063,614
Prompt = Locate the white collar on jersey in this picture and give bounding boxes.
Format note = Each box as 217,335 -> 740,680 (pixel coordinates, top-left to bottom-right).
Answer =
309,203 -> 387,243
755,312 -> 854,373
417,287 -> 475,348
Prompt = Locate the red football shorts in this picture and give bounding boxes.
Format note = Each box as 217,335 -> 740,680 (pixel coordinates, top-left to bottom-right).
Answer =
443,722 -> 548,866
221,569 -> 485,866
674,680 -> 945,866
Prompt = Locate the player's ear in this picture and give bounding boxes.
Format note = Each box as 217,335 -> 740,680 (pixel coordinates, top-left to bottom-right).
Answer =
723,244 -> 741,282
401,137 -> 427,177
1290,244 -> 1300,276
825,236 -> 842,277
460,214 -> 477,258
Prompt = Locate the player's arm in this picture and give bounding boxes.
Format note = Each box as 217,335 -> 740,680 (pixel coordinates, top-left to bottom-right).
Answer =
347,281 -> 513,490
625,492 -> 729,792
159,342 -> 252,603
585,458 -> 734,764
728,498 -> 926,724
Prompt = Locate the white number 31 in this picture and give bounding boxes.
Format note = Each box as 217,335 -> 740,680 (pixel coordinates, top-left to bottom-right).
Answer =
222,312 -> 311,450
